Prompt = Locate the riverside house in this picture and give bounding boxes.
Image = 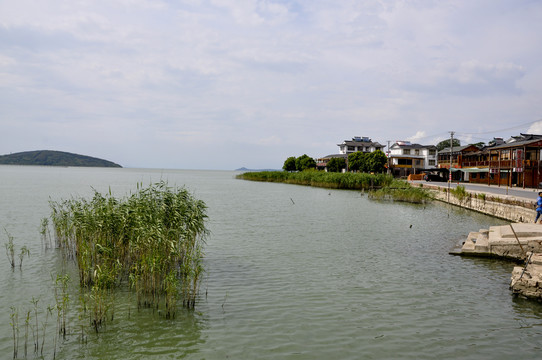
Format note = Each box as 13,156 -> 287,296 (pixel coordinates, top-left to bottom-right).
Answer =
438,133 -> 542,188
437,144 -> 481,181
316,136 -> 385,171
388,141 -> 438,178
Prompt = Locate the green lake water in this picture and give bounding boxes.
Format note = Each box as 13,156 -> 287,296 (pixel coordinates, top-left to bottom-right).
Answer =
1,166 -> 541,359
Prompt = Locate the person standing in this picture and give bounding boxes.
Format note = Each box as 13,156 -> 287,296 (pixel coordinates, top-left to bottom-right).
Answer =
535,192 -> 542,223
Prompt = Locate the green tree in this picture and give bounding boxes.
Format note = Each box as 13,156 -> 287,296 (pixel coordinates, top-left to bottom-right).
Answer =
436,138 -> 461,152
327,157 -> 346,172
347,152 -> 366,172
283,156 -> 297,171
366,150 -> 387,173
470,142 -> 485,149
295,154 -> 316,171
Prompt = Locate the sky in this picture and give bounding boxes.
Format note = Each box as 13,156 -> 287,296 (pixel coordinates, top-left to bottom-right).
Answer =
1,0 -> 542,170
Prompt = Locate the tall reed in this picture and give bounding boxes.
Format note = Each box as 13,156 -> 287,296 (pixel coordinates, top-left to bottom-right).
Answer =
4,228 -> 15,269
237,170 -> 393,190
367,179 -> 431,204
47,181 -> 208,330
10,306 -> 18,358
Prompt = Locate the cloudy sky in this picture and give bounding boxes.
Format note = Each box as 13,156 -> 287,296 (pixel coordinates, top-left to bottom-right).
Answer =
1,0 -> 541,169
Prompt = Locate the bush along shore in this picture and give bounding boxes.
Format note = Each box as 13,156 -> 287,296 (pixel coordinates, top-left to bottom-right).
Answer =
237,171 -> 431,204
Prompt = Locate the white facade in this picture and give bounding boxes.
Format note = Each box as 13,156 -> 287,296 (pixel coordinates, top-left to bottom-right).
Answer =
338,136 -> 385,155
388,141 -> 438,174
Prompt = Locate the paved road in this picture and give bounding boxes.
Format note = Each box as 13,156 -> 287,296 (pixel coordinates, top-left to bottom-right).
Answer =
409,180 -> 539,202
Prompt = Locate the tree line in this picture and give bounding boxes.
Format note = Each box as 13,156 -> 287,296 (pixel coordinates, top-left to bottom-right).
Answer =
282,150 -> 388,173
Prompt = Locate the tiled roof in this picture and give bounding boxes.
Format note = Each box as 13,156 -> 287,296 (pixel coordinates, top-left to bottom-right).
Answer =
390,143 -> 436,149
339,140 -> 384,147
488,134 -> 542,150
438,145 -> 479,153
321,154 -> 347,158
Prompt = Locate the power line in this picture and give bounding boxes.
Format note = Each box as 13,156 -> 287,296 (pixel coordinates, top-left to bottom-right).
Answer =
409,119 -> 542,143
455,119 -> 542,136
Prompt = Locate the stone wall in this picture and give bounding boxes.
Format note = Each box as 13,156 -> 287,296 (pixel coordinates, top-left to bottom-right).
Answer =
422,185 -> 535,223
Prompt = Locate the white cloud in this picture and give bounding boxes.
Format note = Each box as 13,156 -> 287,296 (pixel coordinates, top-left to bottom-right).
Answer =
407,131 -> 427,143
527,121 -> 542,135
1,0 -> 542,169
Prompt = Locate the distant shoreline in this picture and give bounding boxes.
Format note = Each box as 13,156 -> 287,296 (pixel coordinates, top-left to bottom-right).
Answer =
0,150 -> 122,168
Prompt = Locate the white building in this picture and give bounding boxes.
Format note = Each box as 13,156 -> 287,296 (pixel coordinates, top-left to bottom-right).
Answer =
316,136 -> 385,171
388,141 -> 437,177
338,136 -> 385,155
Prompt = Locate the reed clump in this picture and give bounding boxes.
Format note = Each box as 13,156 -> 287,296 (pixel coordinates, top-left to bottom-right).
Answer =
368,179 -> 431,204
451,185 -> 469,203
237,170 -> 393,190
4,228 -> 15,269
47,181 -> 208,330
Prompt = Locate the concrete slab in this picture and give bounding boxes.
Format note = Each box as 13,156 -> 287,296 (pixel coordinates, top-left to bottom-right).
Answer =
454,223 -> 542,260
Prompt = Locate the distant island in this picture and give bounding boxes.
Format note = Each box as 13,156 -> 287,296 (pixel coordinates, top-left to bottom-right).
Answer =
0,150 -> 122,168
235,167 -> 280,172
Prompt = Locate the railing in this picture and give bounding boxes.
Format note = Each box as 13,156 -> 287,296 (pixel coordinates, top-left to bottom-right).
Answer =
435,159 -> 542,169
462,160 -> 489,167
457,160 -> 542,169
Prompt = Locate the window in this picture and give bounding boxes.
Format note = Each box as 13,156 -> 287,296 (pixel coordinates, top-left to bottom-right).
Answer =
429,150 -> 436,156
347,146 -> 355,151
403,149 -> 411,155
428,160 -> 435,166
398,159 -> 412,166
415,149 -> 420,155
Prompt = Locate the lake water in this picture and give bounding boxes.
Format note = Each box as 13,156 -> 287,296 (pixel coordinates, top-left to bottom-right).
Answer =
1,166 -> 541,359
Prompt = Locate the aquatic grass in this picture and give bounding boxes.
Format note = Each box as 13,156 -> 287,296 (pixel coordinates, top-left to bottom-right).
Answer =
368,179 -> 431,204
451,185 -> 469,203
42,306 -> 53,357
31,297 -> 39,354
4,229 -> 15,269
238,171 -> 430,204
40,218 -> 52,250
53,274 -> 70,340
18,246 -> 29,269
23,310 -> 30,358
10,306 -> 18,359
47,181 -> 208,330
237,170 -> 393,190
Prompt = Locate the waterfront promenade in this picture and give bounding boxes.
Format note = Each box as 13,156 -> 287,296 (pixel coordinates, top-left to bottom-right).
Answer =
408,180 -> 538,223
410,180 -> 538,203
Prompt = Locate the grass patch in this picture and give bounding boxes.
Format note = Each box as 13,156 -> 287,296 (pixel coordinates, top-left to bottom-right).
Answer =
238,171 -> 431,203
237,170 -> 394,190
368,179 -> 431,204
451,185 -> 469,202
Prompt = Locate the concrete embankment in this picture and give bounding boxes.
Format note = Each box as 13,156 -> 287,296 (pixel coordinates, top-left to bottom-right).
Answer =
420,183 -> 535,223
455,223 -> 542,260
510,253 -> 542,300
424,184 -> 542,301
453,222 -> 542,300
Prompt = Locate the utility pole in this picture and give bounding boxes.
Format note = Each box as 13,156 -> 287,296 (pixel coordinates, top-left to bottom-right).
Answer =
448,131 -> 454,202
387,140 -> 391,175
450,131 -> 454,180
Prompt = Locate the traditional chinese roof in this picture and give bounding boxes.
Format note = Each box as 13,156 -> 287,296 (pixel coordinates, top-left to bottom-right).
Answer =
488,133 -> 542,150
390,142 -> 436,149
438,144 -> 480,154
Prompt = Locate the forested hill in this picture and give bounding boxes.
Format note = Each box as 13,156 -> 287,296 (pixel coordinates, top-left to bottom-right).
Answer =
0,150 -> 122,168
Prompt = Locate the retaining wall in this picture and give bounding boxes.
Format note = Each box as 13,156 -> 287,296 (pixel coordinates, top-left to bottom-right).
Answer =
422,185 -> 535,223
